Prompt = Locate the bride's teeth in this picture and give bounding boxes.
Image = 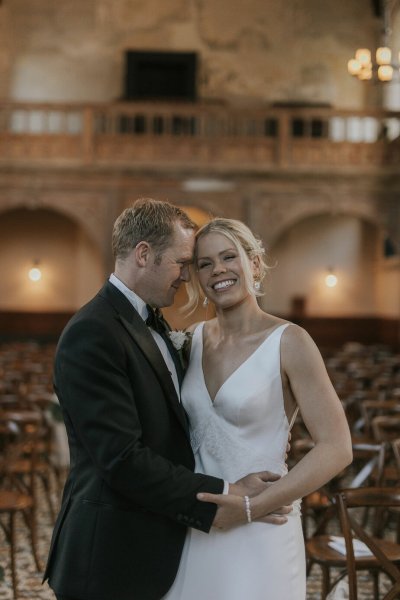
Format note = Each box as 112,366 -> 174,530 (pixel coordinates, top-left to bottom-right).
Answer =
214,280 -> 235,291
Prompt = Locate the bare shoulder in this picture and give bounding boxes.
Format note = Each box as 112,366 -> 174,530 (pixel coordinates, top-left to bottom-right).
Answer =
281,323 -> 323,366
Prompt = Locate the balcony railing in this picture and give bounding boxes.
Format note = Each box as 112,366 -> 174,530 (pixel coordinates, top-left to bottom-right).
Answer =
0,101 -> 399,171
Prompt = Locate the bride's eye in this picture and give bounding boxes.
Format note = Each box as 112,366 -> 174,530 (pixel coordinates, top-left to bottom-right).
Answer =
224,254 -> 236,261
198,262 -> 211,270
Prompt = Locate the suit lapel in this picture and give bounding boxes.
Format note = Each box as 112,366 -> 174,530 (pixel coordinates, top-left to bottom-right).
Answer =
99,282 -> 189,437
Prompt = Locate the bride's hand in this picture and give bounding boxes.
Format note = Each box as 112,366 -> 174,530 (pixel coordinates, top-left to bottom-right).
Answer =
198,493 -> 292,530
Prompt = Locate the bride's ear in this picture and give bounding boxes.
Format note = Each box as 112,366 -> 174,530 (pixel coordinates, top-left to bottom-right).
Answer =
251,255 -> 261,280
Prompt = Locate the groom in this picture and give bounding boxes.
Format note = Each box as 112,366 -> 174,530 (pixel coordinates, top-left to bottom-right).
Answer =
44,198 -> 287,600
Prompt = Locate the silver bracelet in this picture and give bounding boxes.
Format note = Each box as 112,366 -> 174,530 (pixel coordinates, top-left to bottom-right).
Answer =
243,495 -> 252,523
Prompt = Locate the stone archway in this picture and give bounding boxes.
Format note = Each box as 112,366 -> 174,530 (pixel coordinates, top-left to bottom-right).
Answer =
0,206 -> 104,312
251,193 -> 385,249
0,193 -> 109,263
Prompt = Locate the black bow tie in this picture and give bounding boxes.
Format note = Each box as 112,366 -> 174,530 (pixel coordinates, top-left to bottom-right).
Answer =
145,305 -> 168,334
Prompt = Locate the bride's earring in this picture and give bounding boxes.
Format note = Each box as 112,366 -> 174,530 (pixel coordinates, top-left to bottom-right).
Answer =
202,296 -> 209,307
254,280 -> 261,292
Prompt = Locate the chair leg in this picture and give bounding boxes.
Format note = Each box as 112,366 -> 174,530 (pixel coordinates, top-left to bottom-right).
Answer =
40,473 -> 56,522
321,565 -> 331,599
384,581 -> 400,600
28,506 -> 42,571
372,570 -> 379,600
9,511 -> 17,600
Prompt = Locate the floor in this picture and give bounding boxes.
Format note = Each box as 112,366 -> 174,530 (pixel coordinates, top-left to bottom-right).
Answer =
0,479 -> 394,599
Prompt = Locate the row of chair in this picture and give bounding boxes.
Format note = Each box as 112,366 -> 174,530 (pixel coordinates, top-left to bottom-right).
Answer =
293,341 -> 400,599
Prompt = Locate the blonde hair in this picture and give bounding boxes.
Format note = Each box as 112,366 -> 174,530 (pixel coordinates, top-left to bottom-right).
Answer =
185,217 -> 268,312
112,198 -> 196,261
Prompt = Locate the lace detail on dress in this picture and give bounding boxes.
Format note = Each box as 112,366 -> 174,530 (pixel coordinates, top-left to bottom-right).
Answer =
190,413 -> 285,481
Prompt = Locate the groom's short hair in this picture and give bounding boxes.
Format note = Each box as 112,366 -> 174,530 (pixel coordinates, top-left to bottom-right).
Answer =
112,198 -> 196,260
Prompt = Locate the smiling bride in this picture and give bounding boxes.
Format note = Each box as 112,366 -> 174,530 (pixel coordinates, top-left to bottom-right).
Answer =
163,217 -> 352,600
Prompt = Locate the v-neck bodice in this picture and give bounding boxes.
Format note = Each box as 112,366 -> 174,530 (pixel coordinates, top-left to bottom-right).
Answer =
181,321 -> 294,483
200,322 -> 287,405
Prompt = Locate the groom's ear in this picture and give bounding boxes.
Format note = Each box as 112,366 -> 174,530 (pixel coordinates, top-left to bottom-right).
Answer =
135,241 -> 151,267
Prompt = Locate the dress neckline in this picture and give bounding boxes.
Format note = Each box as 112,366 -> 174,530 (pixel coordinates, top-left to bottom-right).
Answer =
198,322 -> 289,405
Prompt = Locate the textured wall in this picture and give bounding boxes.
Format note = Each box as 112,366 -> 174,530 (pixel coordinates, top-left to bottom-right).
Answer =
0,0 -> 393,108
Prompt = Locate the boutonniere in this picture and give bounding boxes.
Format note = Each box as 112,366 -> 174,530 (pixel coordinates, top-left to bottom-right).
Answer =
168,330 -> 192,369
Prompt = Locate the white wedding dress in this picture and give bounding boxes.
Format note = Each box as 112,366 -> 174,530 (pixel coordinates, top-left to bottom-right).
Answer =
164,322 -> 306,600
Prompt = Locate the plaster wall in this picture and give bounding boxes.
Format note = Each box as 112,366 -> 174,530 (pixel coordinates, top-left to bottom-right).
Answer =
0,0 -> 393,108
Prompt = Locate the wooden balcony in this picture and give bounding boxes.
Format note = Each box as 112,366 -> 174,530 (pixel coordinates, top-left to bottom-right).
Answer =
0,101 -> 399,173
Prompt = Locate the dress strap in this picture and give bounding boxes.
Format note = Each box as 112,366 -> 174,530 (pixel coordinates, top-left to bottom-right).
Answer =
288,406 -> 299,430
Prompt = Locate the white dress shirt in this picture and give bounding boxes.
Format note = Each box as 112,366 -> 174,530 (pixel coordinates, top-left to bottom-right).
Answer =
109,274 -> 180,398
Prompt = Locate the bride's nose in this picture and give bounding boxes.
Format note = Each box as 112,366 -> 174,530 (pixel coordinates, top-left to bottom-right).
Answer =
212,261 -> 226,275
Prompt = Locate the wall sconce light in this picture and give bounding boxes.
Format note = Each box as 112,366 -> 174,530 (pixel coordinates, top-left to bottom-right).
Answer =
325,267 -> 338,288
28,260 -> 42,282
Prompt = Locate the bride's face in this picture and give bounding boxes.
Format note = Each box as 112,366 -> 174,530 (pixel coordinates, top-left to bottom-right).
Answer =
195,232 -> 253,308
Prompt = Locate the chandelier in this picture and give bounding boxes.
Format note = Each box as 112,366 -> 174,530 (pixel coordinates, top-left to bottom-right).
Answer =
348,0 -> 399,82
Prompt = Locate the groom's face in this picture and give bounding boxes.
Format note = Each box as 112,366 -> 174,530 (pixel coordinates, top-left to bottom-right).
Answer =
146,222 -> 195,308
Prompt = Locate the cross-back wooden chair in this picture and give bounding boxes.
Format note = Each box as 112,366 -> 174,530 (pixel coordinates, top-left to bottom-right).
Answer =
334,487 -> 400,600
306,441 -> 387,598
389,439 -> 400,543
372,415 -> 400,444
0,419 -> 42,599
0,407 -> 58,521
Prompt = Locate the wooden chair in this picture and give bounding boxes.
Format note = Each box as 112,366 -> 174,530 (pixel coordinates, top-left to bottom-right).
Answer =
306,442 -> 386,598
360,400 -> 400,440
0,408 -> 58,521
372,415 -> 400,444
307,486 -> 400,599
388,439 -> 400,543
0,420 -> 41,599
335,487 -> 400,600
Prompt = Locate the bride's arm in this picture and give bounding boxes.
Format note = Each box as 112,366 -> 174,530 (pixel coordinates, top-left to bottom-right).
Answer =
198,324 -> 352,528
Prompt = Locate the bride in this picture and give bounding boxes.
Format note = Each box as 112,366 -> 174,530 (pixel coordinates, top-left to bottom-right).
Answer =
164,217 -> 352,599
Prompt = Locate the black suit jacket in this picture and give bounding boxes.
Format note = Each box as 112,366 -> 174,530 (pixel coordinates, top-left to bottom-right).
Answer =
43,281 -> 224,600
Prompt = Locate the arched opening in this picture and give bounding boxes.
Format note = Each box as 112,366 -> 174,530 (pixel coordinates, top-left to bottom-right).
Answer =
0,207 -> 104,338
264,213 -> 380,318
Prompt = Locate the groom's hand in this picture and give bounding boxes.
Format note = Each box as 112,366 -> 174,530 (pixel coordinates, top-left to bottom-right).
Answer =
229,471 -> 281,497
197,493 -> 292,530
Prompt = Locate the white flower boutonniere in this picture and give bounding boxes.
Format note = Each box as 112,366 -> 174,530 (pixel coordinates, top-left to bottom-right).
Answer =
168,330 -> 192,369
169,330 -> 192,351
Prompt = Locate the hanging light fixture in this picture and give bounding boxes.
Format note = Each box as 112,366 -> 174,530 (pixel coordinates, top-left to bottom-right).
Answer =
348,0 -> 399,82
325,267 -> 338,288
28,259 -> 42,282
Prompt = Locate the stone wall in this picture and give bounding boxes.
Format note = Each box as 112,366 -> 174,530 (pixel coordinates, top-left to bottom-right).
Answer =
0,0 -> 395,108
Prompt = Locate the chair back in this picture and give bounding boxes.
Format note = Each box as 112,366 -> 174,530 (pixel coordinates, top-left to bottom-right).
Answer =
372,415 -> 400,443
349,441 -> 386,488
336,487 -> 400,600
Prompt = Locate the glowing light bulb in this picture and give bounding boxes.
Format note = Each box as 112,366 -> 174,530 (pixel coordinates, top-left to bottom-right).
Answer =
355,48 -> 371,67
348,59 -> 362,76
376,47 -> 391,65
378,65 -> 393,81
29,267 -> 42,282
325,273 -> 338,288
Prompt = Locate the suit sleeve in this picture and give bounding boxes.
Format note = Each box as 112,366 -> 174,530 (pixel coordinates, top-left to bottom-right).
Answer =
55,314 -> 224,532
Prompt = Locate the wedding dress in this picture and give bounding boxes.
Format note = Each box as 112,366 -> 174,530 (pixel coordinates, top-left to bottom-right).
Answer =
164,322 -> 306,600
